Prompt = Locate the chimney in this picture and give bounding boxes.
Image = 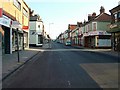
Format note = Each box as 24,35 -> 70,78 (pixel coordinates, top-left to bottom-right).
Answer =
88,14 -> 92,21
77,22 -> 82,27
92,12 -> 96,18
100,6 -> 105,14
84,19 -> 86,24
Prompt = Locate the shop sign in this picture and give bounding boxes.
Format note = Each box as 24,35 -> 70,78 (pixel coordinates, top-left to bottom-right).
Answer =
22,26 -> 29,30
11,21 -> 22,29
109,24 -> 118,29
88,31 -> 98,36
88,31 -> 111,36
0,15 -> 11,27
99,32 -> 104,35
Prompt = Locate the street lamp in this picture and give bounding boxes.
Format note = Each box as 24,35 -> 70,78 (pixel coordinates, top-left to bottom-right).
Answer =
49,23 -> 54,48
16,28 -> 20,62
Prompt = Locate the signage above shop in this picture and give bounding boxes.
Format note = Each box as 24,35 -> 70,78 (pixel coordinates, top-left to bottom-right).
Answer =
0,15 -> 11,27
109,24 -> 118,29
11,21 -> 22,29
22,26 -> 29,30
88,31 -> 111,36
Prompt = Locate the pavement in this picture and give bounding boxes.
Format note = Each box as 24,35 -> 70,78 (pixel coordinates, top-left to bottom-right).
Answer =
1,43 -> 119,82
72,45 -> 120,58
2,48 -> 40,81
2,43 -> 50,81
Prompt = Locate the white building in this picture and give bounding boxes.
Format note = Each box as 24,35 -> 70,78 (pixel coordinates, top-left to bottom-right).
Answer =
29,14 -> 44,46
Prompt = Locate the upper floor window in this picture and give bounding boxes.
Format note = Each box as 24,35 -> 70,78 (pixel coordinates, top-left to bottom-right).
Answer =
88,24 -> 90,32
23,8 -> 28,17
117,12 -> 120,22
114,13 -> 117,22
118,12 -> 120,18
92,22 -> 97,31
83,27 -> 85,33
13,0 -> 21,10
85,25 -> 88,33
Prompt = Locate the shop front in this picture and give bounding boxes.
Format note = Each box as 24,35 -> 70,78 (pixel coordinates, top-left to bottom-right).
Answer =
111,31 -> 120,51
0,15 -> 11,54
108,25 -> 120,51
84,31 -> 111,48
11,21 -> 23,52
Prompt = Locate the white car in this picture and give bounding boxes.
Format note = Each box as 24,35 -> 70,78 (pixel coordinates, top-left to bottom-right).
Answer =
65,41 -> 71,46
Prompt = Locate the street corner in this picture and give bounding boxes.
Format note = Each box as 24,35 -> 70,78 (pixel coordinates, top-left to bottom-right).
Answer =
17,62 -> 24,65
80,63 -> 118,88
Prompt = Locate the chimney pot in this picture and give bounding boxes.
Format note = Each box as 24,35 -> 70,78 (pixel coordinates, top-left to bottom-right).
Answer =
100,6 -> 105,14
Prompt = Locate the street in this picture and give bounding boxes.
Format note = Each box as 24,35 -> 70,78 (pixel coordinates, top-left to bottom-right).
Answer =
2,42 -> 119,89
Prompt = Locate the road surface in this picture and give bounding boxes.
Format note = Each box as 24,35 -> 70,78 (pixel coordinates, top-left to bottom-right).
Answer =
2,42 -> 119,89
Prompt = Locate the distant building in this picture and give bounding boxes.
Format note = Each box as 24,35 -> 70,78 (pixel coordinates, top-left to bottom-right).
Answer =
83,6 -> 111,48
71,22 -> 83,46
68,24 -> 77,44
29,14 -> 44,46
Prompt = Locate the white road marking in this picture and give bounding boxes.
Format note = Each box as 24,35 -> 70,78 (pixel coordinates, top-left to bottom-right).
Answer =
68,81 -> 71,86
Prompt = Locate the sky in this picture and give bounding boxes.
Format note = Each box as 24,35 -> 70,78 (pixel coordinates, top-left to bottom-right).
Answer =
24,0 -> 119,39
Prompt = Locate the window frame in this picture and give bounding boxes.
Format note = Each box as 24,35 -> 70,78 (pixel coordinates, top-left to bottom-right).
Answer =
23,7 -> 28,17
13,0 -> 21,11
92,22 -> 97,31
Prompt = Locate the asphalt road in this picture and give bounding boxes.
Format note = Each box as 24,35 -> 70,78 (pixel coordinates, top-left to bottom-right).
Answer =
2,42 -> 118,88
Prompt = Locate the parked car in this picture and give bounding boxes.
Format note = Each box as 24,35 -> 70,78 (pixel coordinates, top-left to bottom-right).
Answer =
65,41 -> 71,46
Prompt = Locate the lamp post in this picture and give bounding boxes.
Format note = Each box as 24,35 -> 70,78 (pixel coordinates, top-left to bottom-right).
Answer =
49,23 -> 54,48
17,28 -> 20,62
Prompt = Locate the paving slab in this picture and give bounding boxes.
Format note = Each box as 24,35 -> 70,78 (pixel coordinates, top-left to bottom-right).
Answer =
2,48 -> 39,80
80,63 -> 119,88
